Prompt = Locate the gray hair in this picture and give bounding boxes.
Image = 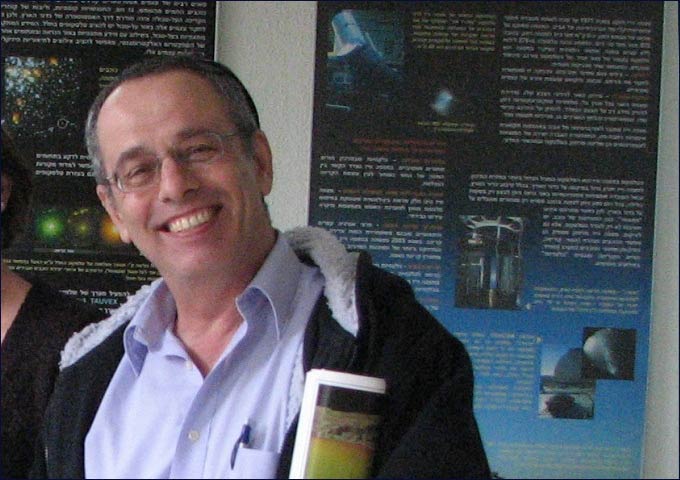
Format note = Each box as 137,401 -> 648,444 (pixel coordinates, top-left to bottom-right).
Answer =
85,56 -> 260,185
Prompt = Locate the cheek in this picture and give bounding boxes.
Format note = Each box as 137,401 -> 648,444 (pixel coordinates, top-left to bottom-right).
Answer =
238,162 -> 270,198
221,165 -> 262,204
105,200 -> 144,245
106,210 -> 133,244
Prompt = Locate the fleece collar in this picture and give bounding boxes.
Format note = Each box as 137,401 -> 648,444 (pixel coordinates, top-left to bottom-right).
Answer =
60,227 -> 360,370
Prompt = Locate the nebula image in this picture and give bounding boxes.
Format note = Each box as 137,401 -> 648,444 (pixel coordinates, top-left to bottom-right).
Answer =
3,56 -> 82,142
34,207 -> 67,246
67,207 -> 98,248
100,213 -> 125,247
582,328 -> 636,380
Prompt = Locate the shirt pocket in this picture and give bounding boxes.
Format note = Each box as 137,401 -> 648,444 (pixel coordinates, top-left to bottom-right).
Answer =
231,447 -> 280,479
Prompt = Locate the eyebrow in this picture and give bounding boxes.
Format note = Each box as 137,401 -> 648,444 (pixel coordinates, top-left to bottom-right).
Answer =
175,127 -> 224,141
112,127 -> 235,170
115,145 -> 156,168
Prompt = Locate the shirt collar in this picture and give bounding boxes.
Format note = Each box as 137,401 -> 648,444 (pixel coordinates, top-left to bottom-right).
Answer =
123,233 -> 304,373
236,233 -> 303,340
123,281 -> 177,374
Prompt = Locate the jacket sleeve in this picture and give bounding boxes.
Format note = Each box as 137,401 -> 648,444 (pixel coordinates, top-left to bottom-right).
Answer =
356,261 -> 491,478
29,324 -> 128,479
375,331 -> 490,478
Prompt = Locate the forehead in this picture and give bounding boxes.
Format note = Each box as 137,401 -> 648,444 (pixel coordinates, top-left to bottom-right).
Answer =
96,71 -> 233,161
99,71 -> 232,133
107,70 -> 227,114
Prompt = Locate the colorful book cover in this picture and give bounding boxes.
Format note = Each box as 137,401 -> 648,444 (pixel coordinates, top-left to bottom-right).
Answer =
289,369 -> 386,479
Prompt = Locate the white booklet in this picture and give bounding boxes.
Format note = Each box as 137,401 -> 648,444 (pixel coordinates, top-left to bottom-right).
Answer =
289,369 -> 387,479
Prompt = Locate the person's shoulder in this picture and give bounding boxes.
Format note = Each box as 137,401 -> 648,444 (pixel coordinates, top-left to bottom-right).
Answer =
10,279 -> 106,355
25,279 -> 106,330
356,255 -> 469,355
356,256 -> 434,323
59,319 -> 127,376
356,253 -> 414,296
59,279 -> 162,371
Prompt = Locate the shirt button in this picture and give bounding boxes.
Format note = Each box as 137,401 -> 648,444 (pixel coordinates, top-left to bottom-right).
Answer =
184,360 -> 193,370
188,430 -> 200,442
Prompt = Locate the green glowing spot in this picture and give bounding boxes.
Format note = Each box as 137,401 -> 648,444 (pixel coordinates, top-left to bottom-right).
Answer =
36,210 -> 66,243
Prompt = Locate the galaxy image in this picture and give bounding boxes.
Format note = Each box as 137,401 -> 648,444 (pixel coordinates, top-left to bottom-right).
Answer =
3,55 -> 82,142
32,204 -> 129,252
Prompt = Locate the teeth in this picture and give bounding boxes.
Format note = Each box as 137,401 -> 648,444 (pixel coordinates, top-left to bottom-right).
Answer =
167,209 -> 214,233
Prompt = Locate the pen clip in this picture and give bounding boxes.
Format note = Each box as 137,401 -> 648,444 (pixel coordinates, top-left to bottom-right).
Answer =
230,421 -> 251,470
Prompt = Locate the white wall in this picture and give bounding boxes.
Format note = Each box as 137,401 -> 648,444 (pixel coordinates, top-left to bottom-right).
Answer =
643,3 -> 679,478
216,2 -> 678,478
216,1 -> 317,231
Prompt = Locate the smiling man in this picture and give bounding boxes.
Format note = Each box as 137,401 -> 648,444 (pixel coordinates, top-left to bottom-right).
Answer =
31,56 -> 490,479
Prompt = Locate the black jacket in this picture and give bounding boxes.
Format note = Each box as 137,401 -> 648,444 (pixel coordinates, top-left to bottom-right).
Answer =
31,227 -> 490,478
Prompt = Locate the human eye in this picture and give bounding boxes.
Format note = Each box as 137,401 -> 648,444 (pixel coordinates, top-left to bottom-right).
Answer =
120,159 -> 157,188
181,135 -> 222,163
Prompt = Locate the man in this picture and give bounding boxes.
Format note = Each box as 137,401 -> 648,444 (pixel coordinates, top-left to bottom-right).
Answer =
32,56 -> 490,478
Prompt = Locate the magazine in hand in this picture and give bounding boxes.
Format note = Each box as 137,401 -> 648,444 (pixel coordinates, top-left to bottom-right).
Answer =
289,369 -> 387,479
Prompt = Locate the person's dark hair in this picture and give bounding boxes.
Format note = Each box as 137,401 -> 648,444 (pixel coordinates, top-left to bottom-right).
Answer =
85,55 -> 261,185
2,127 -> 33,249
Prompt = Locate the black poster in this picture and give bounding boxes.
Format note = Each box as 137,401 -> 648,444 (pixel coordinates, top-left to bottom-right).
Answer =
308,2 -> 664,478
2,0 -> 216,313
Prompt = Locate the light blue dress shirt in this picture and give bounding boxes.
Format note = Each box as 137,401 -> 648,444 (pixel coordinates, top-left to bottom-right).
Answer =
85,235 -> 324,479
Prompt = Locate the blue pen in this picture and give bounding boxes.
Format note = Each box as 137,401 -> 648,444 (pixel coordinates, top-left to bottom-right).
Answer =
230,420 -> 251,469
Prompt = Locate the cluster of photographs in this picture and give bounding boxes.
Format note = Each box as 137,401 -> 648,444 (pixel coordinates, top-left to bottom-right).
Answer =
455,216 -> 525,311
539,327 -> 636,420
324,9 -> 486,132
3,55 -> 82,141
30,204 -> 130,252
2,55 -> 132,255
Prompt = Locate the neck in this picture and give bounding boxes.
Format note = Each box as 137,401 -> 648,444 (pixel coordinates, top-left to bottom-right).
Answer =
170,271 -> 255,376
173,299 -> 244,376
165,229 -> 277,375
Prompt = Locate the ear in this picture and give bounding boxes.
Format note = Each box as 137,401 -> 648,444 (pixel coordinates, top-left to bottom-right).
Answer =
96,185 -> 131,244
250,130 -> 273,196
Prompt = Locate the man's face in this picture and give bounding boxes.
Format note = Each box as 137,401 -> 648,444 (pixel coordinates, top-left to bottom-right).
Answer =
95,70 -> 274,283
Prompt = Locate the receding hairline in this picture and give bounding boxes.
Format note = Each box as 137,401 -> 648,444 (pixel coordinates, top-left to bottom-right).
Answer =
100,68 -> 232,115
95,69 -> 242,149
86,57 -> 260,184
93,68 -> 258,180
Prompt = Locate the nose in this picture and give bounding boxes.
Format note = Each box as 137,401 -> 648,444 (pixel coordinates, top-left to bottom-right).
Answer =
156,156 -> 199,202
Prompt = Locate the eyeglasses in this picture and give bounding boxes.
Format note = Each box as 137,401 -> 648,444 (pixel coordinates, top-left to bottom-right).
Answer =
105,131 -> 243,193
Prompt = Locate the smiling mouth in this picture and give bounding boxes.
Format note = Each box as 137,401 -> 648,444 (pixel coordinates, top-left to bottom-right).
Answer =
166,208 -> 216,233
